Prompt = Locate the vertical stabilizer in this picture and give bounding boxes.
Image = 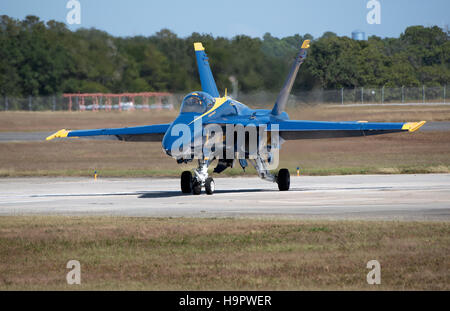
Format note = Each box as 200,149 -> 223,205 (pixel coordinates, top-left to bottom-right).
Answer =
194,42 -> 220,98
271,40 -> 310,116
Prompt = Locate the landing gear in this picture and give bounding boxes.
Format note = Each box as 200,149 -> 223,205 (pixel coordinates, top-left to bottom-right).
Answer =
249,155 -> 291,191
277,168 -> 290,191
180,157 -> 290,194
192,180 -> 202,195
181,171 -> 192,193
180,160 -> 215,195
205,177 -> 215,195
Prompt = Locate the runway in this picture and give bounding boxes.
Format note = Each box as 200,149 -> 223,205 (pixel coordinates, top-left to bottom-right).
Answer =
0,174 -> 449,220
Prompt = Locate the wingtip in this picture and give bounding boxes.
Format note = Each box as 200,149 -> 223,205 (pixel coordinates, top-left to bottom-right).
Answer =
194,42 -> 204,51
46,129 -> 70,141
402,121 -> 426,132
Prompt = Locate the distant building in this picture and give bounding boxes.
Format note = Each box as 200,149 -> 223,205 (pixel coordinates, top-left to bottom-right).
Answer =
352,30 -> 366,41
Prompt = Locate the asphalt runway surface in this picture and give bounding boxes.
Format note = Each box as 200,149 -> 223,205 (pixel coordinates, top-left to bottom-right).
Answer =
0,122 -> 449,142
0,174 -> 449,221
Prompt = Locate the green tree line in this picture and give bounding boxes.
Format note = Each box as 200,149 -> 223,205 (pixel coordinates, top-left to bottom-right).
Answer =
0,15 -> 448,97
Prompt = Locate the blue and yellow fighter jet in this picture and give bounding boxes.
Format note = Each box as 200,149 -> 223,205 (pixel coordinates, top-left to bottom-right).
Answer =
47,40 -> 426,195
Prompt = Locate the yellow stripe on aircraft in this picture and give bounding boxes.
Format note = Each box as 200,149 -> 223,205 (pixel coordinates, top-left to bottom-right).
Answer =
188,96 -> 229,125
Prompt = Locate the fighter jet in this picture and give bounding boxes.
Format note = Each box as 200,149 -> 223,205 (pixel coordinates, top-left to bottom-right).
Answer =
46,40 -> 426,195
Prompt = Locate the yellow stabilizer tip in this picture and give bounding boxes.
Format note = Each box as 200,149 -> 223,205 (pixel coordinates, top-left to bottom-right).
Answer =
46,129 -> 70,141
402,121 -> 426,132
301,40 -> 310,49
194,42 -> 204,51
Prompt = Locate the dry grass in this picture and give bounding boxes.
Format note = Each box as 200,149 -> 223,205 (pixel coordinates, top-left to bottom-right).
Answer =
0,104 -> 449,132
0,216 -> 448,290
0,131 -> 449,177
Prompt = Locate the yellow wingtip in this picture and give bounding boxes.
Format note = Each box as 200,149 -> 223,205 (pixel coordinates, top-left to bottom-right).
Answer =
301,40 -> 310,49
194,42 -> 204,51
402,121 -> 426,132
46,129 -> 70,141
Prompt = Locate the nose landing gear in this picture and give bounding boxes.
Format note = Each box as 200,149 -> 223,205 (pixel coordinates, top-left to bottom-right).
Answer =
180,159 -> 215,195
180,170 -> 215,195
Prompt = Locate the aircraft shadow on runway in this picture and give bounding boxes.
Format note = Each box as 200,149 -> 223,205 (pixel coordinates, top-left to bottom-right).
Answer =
29,186 -> 395,200
136,186 -> 395,198
137,188 -> 274,198
30,188 -> 278,199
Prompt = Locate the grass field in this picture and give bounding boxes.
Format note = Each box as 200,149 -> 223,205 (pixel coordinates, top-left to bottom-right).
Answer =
0,217 -> 448,290
0,105 -> 449,177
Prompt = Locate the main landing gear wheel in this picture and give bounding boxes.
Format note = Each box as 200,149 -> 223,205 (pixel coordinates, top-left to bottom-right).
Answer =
181,171 -> 192,194
277,168 -> 290,191
205,177 -> 215,195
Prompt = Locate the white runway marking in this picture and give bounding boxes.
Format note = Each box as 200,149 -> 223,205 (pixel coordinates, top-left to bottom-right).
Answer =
0,174 -> 449,221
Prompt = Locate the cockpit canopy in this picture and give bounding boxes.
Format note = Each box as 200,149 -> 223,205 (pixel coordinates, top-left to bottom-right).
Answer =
180,92 -> 215,114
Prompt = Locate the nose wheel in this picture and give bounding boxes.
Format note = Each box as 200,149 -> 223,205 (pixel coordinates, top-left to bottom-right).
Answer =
205,177 -> 215,195
181,171 -> 193,193
192,180 -> 202,195
180,170 -> 215,195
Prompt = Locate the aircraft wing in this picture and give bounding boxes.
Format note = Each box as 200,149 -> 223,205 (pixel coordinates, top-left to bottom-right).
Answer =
268,120 -> 426,140
46,124 -> 170,142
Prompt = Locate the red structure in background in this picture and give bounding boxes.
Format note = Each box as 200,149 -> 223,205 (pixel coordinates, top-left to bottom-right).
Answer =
63,92 -> 172,111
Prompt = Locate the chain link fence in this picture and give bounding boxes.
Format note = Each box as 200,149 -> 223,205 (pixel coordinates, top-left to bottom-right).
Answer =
0,94 -> 176,111
0,95 -> 69,111
242,85 -> 448,108
0,86 -> 447,111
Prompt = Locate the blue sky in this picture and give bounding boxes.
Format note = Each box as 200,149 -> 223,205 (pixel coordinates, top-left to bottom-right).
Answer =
0,0 -> 449,39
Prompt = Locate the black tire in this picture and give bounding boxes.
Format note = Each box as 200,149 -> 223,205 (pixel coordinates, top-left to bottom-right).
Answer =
277,168 -> 290,191
192,181 -> 202,195
205,177 -> 215,195
181,171 -> 192,193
